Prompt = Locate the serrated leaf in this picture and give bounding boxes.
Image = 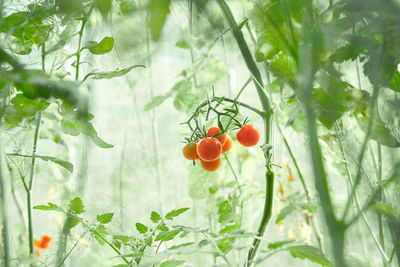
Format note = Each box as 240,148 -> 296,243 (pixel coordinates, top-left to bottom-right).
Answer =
371,202 -> 398,218
136,223 -> 148,234
289,246 -> 332,267
69,197 -> 85,214
87,37 -> 114,55
151,211 -> 161,223
97,213 -> 114,224
83,65 -> 145,81
165,208 -> 189,220
160,259 -> 185,267
33,202 -> 64,212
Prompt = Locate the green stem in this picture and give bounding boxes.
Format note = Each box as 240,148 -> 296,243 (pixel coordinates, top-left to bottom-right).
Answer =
246,170 -> 274,266
216,1 -> 275,265
341,85 -> 379,221
298,9 -> 345,267
202,232 -> 232,267
75,5 -> 94,81
277,124 -> 323,250
27,111 -> 42,256
224,154 -> 241,194
337,127 -> 389,262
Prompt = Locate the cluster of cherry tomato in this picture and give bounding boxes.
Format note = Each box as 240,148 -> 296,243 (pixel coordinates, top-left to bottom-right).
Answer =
182,124 -> 260,171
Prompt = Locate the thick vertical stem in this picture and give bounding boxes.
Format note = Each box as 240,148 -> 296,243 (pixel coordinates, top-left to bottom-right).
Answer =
298,8 -> 346,267
216,1 -> 274,265
247,170 -> 274,266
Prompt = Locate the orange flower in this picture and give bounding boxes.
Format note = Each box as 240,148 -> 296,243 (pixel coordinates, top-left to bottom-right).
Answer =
288,166 -> 294,182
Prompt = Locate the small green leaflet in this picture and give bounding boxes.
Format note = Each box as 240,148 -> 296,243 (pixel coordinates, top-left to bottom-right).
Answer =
144,95 -> 170,111
86,37 -> 114,55
276,205 -> 296,223
97,213 -> 114,224
151,211 -> 161,223
268,240 -> 294,249
69,197 -> 85,214
159,259 -> 185,267
165,208 -> 189,220
82,65 -> 145,82
136,223 -> 148,234
33,202 -> 63,212
371,202 -> 398,218
66,216 -> 80,229
155,229 -> 182,241
289,246 -> 332,267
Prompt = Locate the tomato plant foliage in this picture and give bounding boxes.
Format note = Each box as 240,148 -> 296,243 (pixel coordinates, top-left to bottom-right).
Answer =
1,0 -> 400,266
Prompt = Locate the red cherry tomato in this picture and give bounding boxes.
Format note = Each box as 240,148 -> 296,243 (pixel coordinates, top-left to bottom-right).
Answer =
222,135 -> 232,153
200,157 -> 221,172
182,143 -> 199,160
236,124 -> 260,147
207,126 -> 227,145
196,137 -> 222,162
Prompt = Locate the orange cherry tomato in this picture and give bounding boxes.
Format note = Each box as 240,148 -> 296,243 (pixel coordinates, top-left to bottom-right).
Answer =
196,137 -> 222,162
200,157 -> 221,172
40,235 -> 51,249
207,126 -> 227,145
222,135 -> 232,153
183,143 -> 199,160
236,124 -> 260,147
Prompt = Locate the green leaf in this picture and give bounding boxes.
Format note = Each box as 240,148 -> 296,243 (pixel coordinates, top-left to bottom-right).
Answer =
66,216 -> 80,229
92,224 -> 109,245
218,200 -> 234,224
33,203 -> 64,212
69,197 -> 85,214
155,229 -> 182,241
95,0 -> 112,17
82,122 -> 114,148
151,211 -> 161,223
165,208 -> 189,220
87,37 -> 114,55
276,205 -> 296,223
289,246 -> 332,267
83,65 -> 145,81
371,202 -> 398,218
217,237 -> 235,253
158,222 -> 169,231
136,223 -> 148,234
97,213 -> 114,224
148,0 -> 171,40
144,95 -> 170,111
160,259 -> 185,267
268,240 -> 294,249
8,154 -> 73,173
